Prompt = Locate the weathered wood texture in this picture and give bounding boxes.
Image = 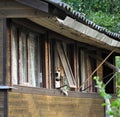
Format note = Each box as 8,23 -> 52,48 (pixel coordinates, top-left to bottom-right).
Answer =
8,92 -> 104,117
29,17 -> 120,53
0,19 -> 3,85
0,0 -> 48,18
7,21 -> 11,86
0,92 -> 4,117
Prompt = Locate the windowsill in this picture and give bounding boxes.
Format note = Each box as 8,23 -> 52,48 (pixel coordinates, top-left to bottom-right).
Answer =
9,85 -> 105,98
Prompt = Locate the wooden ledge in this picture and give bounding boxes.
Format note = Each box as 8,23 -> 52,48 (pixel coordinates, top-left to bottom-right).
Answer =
9,85 -> 104,98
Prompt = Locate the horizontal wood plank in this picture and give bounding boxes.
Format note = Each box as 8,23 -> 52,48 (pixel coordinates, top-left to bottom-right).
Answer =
0,0 -> 49,18
16,0 -> 48,13
0,9 -> 48,18
8,92 -> 104,117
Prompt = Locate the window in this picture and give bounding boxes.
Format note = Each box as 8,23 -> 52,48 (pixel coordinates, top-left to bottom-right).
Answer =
51,41 -> 76,89
11,25 -> 43,87
103,53 -> 114,93
10,22 -> 111,93
77,47 -> 97,92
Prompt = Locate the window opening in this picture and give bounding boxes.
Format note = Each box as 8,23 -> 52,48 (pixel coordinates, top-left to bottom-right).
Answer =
103,53 -> 114,93
11,24 -> 43,87
56,42 -> 76,88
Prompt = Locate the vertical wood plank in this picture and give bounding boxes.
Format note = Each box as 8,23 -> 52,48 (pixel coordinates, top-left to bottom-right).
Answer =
29,34 -> 36,87
0,19 -> 3,85
45,39 -> 50,88
38,39 -> 44,87
80,49 -> 86,91
76,46 -> 80,91
37,38 -> 41,87
86,54 -> 92,92
7,20 -> 11,86
3,19 -> 7,86
0,18 -> 8,117
19,31 -> 23,84
41,39 -> 46,87
27,35 -> 30,86
73,44 -> 78,91
11,25 -> 18,85
97,51 -> 103,81
48,39 -> 51,88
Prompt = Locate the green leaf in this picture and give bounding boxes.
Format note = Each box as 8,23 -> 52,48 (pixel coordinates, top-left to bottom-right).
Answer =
101,103 -> 107,106
107,110 -> 114,116
111,98 -> 120,107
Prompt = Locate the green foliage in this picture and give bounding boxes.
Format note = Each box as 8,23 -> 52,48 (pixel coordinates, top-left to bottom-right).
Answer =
62,0 -> 120,33
115,56 -> 120,103
94,76 -> 112,99
94,76 -> 120,117
86,11 -> 120,33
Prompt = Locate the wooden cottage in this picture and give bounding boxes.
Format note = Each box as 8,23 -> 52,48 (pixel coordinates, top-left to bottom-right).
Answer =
0,0 -> 120,117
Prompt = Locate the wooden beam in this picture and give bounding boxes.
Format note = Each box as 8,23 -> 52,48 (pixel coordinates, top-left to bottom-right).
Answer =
11,19 -> 46,34
89,54 -> 119,72
0,9 -> 48,18
16,0 -> 48,13
0,1 -> 49,18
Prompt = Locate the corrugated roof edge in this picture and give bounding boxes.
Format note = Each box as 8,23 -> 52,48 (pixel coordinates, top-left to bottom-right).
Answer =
44,0 -> 120,41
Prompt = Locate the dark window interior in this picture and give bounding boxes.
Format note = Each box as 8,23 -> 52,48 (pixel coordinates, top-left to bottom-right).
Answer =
103,53 -> 114,93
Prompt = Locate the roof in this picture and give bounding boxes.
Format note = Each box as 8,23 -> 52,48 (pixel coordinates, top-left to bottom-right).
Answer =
15,0 -> 120,47
43,0 -> 120,41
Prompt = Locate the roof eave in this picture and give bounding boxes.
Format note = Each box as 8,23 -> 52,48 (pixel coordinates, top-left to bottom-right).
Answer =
28,16 -> 120,53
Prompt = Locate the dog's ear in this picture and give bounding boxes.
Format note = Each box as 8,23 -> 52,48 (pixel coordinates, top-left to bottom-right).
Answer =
56,66 -> 60,71
60,67 -> 65,77
56,66 -> 65,77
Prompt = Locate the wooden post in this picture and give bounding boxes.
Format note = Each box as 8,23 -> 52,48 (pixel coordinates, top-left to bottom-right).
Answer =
0,18 -> 8,117
45,38 -> 50,88
74,43 -> 78,91
7,20 -> 11,86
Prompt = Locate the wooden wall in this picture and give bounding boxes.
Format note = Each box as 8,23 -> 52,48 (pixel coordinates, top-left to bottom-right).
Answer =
8,92 -> 104,117
0,91 -> 4,117
0,19 -> 3,85
0,18 -> 6,117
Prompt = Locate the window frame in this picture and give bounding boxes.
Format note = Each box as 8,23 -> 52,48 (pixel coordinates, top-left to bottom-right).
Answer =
10,23 -> 45,87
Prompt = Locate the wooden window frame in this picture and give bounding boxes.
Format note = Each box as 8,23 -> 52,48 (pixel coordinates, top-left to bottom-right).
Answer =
56,42 -> 76,88
10,22 -> 45,87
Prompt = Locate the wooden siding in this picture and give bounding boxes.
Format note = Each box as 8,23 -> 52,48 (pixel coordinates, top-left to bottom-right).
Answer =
0,92 -> 4,117
0,19 -> 3,85
8,91 -> 104,117
0,0 -> 48,18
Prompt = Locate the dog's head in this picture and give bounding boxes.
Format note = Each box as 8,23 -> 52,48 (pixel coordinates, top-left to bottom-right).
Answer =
56,66 -> 65,78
